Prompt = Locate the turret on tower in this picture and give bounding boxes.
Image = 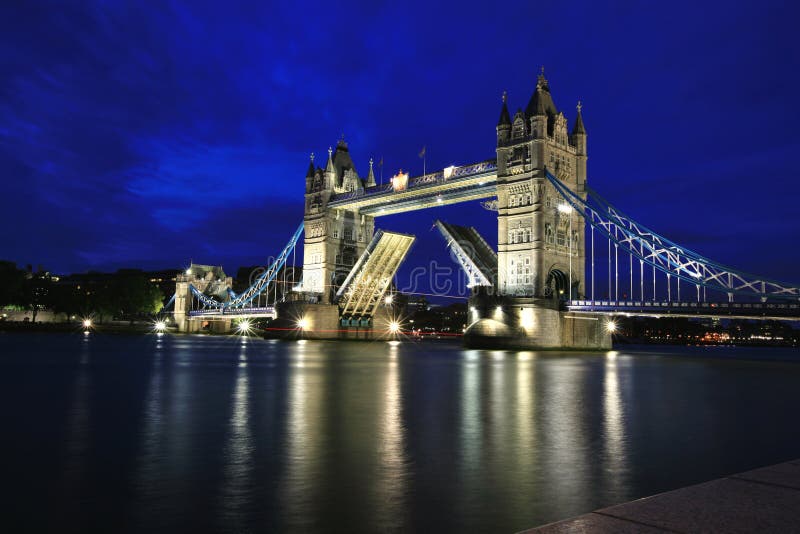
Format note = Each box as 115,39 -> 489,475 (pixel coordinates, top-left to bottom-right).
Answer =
497,91 -> 511,144
366,158 -> 376,187
526,67 -> 558,138
571,101 -> 587,189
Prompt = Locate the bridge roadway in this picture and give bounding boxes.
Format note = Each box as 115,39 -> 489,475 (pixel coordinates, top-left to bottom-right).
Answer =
567,300 -> 800,321
327,159 -> 498,216
186,300 -> 800,323
188,306 -> 276,319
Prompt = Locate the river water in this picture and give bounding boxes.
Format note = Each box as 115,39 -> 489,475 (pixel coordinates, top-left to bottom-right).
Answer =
2,332 -> 800,533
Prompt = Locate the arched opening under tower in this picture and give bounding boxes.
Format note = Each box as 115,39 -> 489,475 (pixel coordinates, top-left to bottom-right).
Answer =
546,268 -> 570,300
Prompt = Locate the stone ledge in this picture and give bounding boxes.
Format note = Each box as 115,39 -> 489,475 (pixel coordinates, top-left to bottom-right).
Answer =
522,459 -> 800,533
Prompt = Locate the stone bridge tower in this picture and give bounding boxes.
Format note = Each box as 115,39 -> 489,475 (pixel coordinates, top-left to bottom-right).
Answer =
301,138 -> 376,303
495,70 -> 588,302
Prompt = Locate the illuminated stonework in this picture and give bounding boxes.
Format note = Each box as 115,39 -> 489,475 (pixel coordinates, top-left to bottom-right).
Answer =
302,139 -> 376,303
495,71 -> 588,299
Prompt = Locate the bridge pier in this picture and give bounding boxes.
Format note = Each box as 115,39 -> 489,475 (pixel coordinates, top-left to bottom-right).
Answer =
267,301 -> 399,341
183,317 -> 232,334
464,295 -> 611,350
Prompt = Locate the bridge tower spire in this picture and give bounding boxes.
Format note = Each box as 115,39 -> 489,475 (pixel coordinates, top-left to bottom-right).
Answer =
497,90 -> 511,144
366,157 -> 376,187
571,101 -> 587,188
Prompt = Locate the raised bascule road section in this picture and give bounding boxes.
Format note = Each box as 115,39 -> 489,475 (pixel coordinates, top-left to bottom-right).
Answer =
166,71 -> 800,346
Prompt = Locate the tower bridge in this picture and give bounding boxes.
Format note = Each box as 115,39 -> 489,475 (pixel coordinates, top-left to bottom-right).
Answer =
169,71 -> 800,346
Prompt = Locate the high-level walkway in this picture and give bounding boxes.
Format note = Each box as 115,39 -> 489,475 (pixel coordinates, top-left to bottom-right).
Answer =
327,160 -> 497,216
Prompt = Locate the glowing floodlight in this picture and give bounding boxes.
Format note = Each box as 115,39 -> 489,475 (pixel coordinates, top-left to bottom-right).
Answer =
185,268 -> 192,275
391,171 -> 409,192
154,320 -> 167,332
297,317 -> 309,330
389,321 -> 401,334
605,320 -> 618,333
237,320 -> 252,334
82,318 -> 92,328
384,294 -> 394,305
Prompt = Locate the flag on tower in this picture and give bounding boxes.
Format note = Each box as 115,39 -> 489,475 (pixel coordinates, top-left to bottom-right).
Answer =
418,145 -> 426,158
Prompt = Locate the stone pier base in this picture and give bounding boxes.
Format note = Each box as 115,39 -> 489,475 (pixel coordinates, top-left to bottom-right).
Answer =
266,302 -> 400,341
463,296 -> 611,350
182,317 -> 232,333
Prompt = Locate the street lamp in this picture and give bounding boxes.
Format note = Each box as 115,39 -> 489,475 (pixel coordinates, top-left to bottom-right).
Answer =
558,203 -> 573,301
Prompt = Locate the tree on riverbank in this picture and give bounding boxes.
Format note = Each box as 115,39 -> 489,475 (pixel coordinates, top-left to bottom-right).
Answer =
114,273 -> 164,321
0,261 -> 25,309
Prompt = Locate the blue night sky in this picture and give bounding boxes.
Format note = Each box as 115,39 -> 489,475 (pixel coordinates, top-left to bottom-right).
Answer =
2,1 -> 799,292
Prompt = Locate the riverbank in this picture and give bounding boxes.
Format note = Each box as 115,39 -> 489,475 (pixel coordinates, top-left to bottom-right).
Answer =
525,459 -> 800,533
0,321 -> 160,335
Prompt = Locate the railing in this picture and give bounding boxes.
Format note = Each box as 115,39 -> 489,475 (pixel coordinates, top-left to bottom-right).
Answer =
567,300 -> 800,316
329,159 -> 497,204
546,171 -> 800,302
188,306 -> 276,317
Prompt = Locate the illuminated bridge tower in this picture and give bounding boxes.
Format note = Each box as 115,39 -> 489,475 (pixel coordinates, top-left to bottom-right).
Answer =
467,71 -> 606,348
301,138 -> 376,304
495,70 -> 587,302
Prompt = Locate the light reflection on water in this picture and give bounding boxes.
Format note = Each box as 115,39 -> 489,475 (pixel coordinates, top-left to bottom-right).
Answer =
217,341 -> 253,531
2,334 -> 800,533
